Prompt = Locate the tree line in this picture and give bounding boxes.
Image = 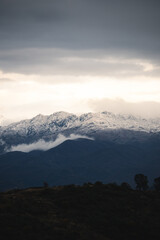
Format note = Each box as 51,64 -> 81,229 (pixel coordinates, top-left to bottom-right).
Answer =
43,174 -> 160,191
134,174 -> 160,191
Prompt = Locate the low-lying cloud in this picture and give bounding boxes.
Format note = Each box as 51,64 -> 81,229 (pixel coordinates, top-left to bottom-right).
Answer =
8,134 -> 94,153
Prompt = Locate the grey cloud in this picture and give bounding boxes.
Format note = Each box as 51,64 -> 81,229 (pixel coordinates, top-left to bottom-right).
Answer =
0,48 -> 157,79
0,0 -> 160,51
88,98 -> 160,118
146,68 -> 160,78
0,0 -> 160,75
0,0 -> 66,23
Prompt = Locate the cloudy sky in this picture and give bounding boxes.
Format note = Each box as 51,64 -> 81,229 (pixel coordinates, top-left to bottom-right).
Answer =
0,0 -> 160,120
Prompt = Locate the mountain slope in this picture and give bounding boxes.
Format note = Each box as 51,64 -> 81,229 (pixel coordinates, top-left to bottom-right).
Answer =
0,138 -> 160,191
0,111 -> 160,191
1,111 -> 160,136
0,111 -> 160,152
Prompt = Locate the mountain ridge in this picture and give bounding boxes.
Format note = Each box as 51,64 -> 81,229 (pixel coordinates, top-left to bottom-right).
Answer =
0,111 -> 160,138
1,137 -> 160,191
1,111 -> 160,133
0,111 -> 160,153
0,111 -> 160,191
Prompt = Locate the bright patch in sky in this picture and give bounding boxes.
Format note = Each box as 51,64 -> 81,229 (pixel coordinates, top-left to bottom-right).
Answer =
1,66 -> 160,120
0,0 -> 160,120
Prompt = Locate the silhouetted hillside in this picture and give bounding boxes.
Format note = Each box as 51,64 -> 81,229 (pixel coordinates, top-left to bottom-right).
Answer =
1,138 -> 160,191
1,184 -> 160,240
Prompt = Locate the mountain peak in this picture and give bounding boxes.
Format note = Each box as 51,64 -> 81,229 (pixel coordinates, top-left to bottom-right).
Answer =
49,111 -> 74,118
0,111 -> 160,150
32,114 -> 45,119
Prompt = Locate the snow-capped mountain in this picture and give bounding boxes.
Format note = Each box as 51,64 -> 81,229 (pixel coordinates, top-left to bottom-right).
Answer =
0,111 -> 160,153
0,111 -> 160,190
1,111 -> 160,134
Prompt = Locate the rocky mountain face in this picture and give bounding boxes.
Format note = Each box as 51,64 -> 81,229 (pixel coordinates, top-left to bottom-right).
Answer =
0,137 -> 160,191
0,111 -> 160,153
0,111 -> 160,191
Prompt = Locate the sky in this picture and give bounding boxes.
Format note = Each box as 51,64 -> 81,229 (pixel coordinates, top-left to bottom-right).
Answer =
0,0 -> 160,120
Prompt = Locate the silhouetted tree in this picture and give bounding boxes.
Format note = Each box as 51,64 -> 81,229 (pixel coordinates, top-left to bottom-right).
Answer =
134,174 -> 148,191
43,181 -> 49,188
154,177 -> 160,191
94,181 -> 103,186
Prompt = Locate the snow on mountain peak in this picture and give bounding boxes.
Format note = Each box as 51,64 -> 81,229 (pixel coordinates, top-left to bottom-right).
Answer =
0,111 -> 160,140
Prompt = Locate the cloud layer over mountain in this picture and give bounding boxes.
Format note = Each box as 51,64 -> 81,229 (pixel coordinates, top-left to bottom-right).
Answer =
8,134 -> 94,152
0,0 -> 160,119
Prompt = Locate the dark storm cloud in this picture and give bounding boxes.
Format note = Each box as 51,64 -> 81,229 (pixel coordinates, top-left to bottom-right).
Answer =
0,0 -> 159,49
0,0 -> 160,73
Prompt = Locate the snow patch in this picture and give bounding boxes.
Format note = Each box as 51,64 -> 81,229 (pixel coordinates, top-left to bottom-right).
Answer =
0,139 -> 5,145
